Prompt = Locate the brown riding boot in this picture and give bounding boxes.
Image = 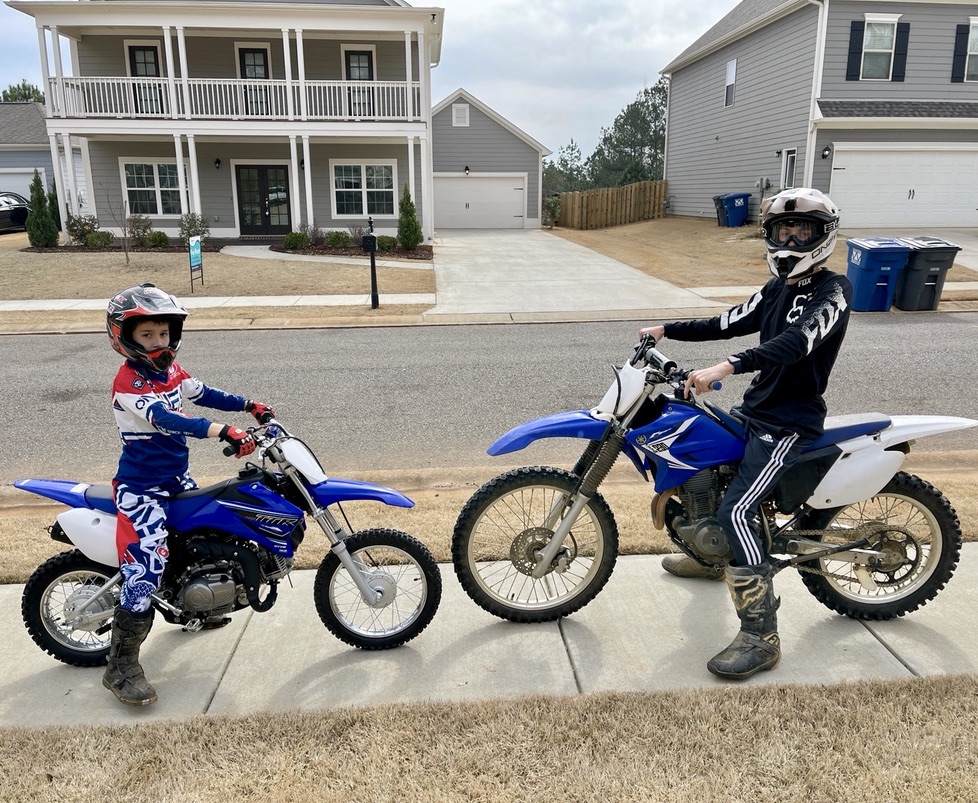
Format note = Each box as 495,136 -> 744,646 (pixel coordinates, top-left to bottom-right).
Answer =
102,607 -> 158,706
661,553 -> 724,580
707,563 -> 781,680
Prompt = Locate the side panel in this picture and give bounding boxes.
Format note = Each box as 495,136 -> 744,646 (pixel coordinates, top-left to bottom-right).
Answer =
57,508 -> 121,568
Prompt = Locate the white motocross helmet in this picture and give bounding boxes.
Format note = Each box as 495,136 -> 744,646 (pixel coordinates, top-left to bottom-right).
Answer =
760,188 -> 840,280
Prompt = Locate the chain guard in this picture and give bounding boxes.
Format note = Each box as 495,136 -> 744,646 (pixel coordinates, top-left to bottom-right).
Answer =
774,522 -> 920,582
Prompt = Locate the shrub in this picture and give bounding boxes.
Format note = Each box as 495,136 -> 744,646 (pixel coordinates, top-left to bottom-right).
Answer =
147,230 -> 170,248
47,186 -> 61,232
283,231 -> 310,250
25,169 -> 59,248
127,214 -> 153,247
324,230 -> 351,248
347,222 -> 366,242
178,213 -> 210,244
66,213 -> 100,245
397,185 -> 423,250
299,223 -> 325,247
377,235 -> 397,252
86,230 -> 115,248
543,196 -> 561,229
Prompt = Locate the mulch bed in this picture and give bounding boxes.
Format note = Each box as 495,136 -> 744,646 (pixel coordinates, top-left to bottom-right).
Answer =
268,244 -> 433,260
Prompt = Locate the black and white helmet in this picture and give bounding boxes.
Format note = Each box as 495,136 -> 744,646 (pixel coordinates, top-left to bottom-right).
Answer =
760,188 -> 840,280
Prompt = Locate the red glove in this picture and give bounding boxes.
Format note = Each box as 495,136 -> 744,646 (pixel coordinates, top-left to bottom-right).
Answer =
219,425 -> 256,458
245,400 -> 275,424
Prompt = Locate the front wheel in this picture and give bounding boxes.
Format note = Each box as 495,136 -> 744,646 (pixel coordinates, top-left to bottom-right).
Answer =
314,528 -> 441,649
451,466 -> 619,622
797,472 -> 961,620
22,550 -> 118,667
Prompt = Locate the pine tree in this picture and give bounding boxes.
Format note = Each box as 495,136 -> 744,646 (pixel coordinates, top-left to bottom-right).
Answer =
25,169 -> 59,247
396,185 -> 423,250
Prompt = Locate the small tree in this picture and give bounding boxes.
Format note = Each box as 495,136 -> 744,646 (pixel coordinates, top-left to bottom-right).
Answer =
396,185 -> 423,250
25,169 -> 59,247
178,212 -> 210,244
2,79 -> 44,103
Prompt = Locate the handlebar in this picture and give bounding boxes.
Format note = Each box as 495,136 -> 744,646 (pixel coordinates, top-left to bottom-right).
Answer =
632,335 -> 723,398
221,418 -> 285,457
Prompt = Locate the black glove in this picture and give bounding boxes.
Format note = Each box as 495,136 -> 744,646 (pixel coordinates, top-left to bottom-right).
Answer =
219,424 -> 256,458
245,400 -> 275,424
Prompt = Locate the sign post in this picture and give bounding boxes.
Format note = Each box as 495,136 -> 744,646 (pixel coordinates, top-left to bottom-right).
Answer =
188,235 -> 204,293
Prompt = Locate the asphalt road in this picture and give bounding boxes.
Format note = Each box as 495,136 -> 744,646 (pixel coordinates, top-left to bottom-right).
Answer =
3,313 -> 977,485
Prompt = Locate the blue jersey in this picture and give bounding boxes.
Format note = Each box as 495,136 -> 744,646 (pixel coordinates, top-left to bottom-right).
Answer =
112,360 -> 247,486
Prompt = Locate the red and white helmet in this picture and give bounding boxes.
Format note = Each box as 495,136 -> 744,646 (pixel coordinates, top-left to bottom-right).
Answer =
760,188 -> 840,280
106,283 -> 187,372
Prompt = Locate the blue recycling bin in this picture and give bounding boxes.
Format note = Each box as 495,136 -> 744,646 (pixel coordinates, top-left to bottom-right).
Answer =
720,192 -> 752,227
845,237 -> 912,312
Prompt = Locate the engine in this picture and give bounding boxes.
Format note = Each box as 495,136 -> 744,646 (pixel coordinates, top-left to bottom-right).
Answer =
179,567 -> 238,614
666,469 -> 731,564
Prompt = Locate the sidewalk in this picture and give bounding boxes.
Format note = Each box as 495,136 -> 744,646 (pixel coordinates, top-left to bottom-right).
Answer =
3,546 -> 977,728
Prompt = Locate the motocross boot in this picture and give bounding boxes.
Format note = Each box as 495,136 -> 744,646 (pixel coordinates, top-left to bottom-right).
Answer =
102,607 -> 158,706
707,563 -> 781,680
661,554 -> 724,580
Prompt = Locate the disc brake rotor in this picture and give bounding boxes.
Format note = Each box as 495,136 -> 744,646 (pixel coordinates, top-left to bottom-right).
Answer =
509,527 -> 576,576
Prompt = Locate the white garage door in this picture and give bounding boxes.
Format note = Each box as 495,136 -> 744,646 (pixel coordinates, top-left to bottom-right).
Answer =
0,168 -> 43,199
829,146 -> 978,228
434,175 -> 525,229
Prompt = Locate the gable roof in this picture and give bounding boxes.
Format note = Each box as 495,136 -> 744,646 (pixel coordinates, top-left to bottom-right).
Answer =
662,0 -> 805,74
432,88 -> 551,156
819,100 -> 978,119
0,102 -> 47,145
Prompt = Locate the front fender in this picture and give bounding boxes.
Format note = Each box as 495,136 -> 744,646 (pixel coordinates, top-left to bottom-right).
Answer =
488,410 -> 648,477
307,478 -> 414,509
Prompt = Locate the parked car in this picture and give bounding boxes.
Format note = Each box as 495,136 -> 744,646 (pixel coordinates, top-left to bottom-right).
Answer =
0,191 -> 31,232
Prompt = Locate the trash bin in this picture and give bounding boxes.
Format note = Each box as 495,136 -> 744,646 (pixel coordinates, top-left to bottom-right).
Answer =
712,194 -> 728,227
893,236 -> 961,312
720,192 -> 752,227
845,237 -> 912,312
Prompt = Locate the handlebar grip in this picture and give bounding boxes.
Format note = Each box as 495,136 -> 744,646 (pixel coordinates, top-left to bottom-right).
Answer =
223,444 -> 237,457
710,381 -> 723,392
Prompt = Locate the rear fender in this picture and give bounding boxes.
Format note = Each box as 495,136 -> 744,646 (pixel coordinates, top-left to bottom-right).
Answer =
487,410 -> 649,477
13,478 -> 94,509
879,415 -> 977,448
56,508 -> 121,568
308,478 -> 414,509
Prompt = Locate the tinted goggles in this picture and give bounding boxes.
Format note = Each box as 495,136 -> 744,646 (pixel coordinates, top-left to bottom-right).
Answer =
764,216 -> 826,248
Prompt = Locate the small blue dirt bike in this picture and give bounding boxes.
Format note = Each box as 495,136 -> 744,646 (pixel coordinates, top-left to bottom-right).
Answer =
16,419 -> 441,666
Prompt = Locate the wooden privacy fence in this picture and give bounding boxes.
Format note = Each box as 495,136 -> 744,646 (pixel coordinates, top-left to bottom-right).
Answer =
558,179 -> 667,230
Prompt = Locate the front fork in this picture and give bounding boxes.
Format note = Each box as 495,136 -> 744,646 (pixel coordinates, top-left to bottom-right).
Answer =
530,427 -> 625,579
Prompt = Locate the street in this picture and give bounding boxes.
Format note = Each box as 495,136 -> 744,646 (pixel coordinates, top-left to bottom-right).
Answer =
3,313 -> 977,484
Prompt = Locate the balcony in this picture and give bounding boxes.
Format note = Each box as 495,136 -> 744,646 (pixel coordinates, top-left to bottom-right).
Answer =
48,77 -> 423,122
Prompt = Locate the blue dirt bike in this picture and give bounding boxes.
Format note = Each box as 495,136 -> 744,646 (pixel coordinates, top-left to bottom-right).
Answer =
16,419 -> 441,666
451,336 -> 975,623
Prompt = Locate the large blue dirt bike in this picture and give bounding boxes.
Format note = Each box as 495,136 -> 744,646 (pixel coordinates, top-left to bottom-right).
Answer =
452,336 -> 975,623
16,419 -> 441,666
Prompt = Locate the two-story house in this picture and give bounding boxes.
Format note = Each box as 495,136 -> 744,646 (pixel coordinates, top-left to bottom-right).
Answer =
662,0 -> 978,229
6,0 -> 444,240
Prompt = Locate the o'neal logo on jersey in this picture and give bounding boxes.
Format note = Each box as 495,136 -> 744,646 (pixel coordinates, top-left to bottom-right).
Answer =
131,377 -> 145,390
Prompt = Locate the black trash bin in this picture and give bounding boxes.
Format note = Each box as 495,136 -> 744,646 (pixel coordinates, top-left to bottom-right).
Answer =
712,194 -> 728,227
893,236 -> 961,311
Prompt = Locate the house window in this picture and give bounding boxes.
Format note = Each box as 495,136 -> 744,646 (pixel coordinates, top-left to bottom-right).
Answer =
342,45 -> 377,118
125,41 -> 163,115
847,16 -> 909,82
452,103 -> 470,127
952,21 -> 978,82
781,149 -> 797,189
123,162 -> 184,216
724,60 -> 736,107
330,161 -> 396,218
235,44 -> 272,116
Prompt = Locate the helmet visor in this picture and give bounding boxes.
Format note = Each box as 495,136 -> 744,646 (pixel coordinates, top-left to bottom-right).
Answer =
764,217 -> 824,248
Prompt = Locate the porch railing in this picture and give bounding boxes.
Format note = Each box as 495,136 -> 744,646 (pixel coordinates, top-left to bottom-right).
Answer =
51,76 -> 423,122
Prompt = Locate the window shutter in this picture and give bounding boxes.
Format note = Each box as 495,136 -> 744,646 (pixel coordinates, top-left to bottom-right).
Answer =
846,20 -> 865,81
951,24 -> 969,83
891,22 -> 910,81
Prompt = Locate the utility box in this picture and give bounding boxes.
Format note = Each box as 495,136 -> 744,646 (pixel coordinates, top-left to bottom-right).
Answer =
845,238 -> 912,312
893,236 -> 961,312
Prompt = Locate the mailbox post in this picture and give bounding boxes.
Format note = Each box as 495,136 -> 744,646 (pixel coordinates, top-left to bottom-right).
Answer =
361,216 -> 379,309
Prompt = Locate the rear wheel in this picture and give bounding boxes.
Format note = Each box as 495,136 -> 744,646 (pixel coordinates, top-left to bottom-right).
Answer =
22,550 -> 118,666
797,472 -> 961,619
451,466 -> 618,622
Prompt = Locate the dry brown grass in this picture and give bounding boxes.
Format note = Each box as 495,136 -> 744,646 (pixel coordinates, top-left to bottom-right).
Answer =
3,675 -> 978,802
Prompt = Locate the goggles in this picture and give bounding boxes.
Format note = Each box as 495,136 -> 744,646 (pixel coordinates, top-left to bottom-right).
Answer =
763,215 -> 833,249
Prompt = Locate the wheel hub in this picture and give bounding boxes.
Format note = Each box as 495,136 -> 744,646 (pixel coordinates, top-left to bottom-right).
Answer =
364,571 -> 397,608
62,585 -> 114,632
509,527 -> 575,576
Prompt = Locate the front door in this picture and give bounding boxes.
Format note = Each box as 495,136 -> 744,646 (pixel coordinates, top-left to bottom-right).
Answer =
129,45 -> 163,115
236,166 -> 291,236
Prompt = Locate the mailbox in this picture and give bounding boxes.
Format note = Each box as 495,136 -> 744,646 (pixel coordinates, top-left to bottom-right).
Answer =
361,233 -> 378,253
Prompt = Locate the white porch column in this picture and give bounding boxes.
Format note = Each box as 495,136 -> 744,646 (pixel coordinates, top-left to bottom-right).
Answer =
282,29 -> 295,120
418,32 -> 430,122
172,134 -> 188,215
37,27 -> 52,116
47,135 -> 68,242
289,135 -> 301,229
302,135 -> 313,225
51,25 -> 65,118
419,133 -> 433,241
296,30 -> 307,119
162,26 -> 178,119
407,135 -> 416,205
177,27 -> 191,119
186,134 -> 202,215
61,133 -> 79,216
404,32 -> 413,121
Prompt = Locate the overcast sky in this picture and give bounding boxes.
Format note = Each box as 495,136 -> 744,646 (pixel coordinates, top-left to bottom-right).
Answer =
0,0 -> 740,158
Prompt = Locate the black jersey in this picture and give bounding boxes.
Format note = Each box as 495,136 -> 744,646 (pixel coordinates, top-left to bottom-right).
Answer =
663,270 -> 852,439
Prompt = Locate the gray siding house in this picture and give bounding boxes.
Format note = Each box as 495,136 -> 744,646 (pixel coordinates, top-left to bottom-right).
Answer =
6,0 -> 444,241
662,0 -> 978,228
431,88 -> 550,229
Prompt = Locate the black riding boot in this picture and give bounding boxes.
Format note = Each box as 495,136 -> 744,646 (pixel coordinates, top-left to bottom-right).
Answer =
707,563 -> 781,680
102,607 -> 158,706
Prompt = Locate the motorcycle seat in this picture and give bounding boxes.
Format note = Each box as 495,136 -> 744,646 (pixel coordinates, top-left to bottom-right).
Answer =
808,414 -> 891,451
84,484 -> 118,514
